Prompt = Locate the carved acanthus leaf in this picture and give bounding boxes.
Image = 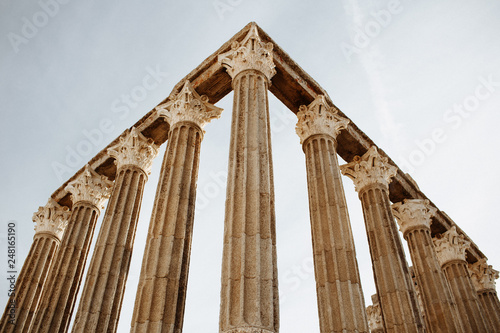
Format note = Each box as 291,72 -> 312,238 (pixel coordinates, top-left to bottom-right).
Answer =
108,127 -> 159,174
392,199 -> 437,234
366,302 -> 383,332
469,258 -> 499,292
65,165 -> 113,209
218,24 -> 276,81
156,81 -> 222,129
340,146 -> 398,192
433,226 -> 471,266
295,95 -> 349,144
32,198 -> 71,240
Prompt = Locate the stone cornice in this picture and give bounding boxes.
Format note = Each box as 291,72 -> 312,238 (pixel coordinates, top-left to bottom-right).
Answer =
218,25 -> 276,81
32,198 -> 71,240
295,95 -> 349,144
433,226 -> 471,266
340,146 -> 398,193
392,199 -> 437,234
469,258 -> 499,291
65,165 -> 113,209
107,127 -> 159,174
156,81 -> 222,130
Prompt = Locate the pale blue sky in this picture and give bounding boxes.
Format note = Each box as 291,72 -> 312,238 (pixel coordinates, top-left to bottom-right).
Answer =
1,0 -> 499,332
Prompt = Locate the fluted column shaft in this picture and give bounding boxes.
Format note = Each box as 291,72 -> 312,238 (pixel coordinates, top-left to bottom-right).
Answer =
403,228 -> 463,332
131,80 -> 221,333
219,68 -> 279,333
441,260 -> 491,332
341,147 -> 424,333
130,123 -> 202,333
477,289 -> 500,331
303,135 -> 368,332
30,166 -> 111,333
72,129 -> 158,333
0,201 -> 69,333
469,259 -> 500,331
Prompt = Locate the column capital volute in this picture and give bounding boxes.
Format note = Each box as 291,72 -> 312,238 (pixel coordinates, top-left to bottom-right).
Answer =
392,199 -> 437,235
65,165 -> 113,209
156,80 -> 222,131
340,146 -> 398,193
295,95 -> 349,144
107,127 -> 159,174
469,258 -> 499,292
433,226 -> 471,266
218,24 -> 276,81
32,198 -> 71,240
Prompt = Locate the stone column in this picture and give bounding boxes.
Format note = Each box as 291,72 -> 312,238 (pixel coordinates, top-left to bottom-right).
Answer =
0,199 -> 70,333
392,199 -> 463,332
30,165 -> 112,333
341,147 -> 424,333
469,259 -> 500,331
217,25 -> 279,333
296,95 -> 368,333
72,128 -> 159,333
367,295 -> 384,333
433,227 -> 491,332
130,81 -> 222,333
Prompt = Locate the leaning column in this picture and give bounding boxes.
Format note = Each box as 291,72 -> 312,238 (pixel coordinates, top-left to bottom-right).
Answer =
392,199 -> 464,332
217,25 -> 279,333
30,165 -> 112,333
469,259 -> 500,331
296,95 -> 369,333
433,227 -> 491,332
0,199 -> 70,332
341,147 -> 424,333
130,81 -> 222,333
72,128 -> 159,333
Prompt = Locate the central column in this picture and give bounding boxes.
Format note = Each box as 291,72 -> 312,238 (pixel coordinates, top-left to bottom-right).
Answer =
392,199 -> 464,332
295,95 -> 368,333
433,227 -> 491,332
72,128 -> 159,333
341,147 -> 424,333
130,81 -> 222,333
218,25 -> 279,333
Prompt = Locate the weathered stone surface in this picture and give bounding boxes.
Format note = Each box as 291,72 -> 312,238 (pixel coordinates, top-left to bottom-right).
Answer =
131,82 -> 220,333
366,295 -> 384,333
341,147 -> 424,333
72,128 -> 159,333
392,199 -> 464,332
434,227 -> 491,332
30,165 -> 112,333
0,199 -> 70,333
469,260 -> 500,332
297,95 -> 368,333
219,26 -> 279,333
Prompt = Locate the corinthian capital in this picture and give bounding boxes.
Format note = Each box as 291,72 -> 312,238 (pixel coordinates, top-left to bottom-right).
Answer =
65,165 -> 113,209
108,127 -> 159,174
218,24 -> 276,81
156,81 -> 222,129
469,258 -> 499,292
433,226 -> 471,266
32,198 -> 71,240
392,199 -> 437,234
340,146 -> 398,192
366,298 -> 383,332
295,95 -> 349,144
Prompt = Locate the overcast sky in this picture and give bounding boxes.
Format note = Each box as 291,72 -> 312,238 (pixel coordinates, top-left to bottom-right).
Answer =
1,0 -> 499,332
